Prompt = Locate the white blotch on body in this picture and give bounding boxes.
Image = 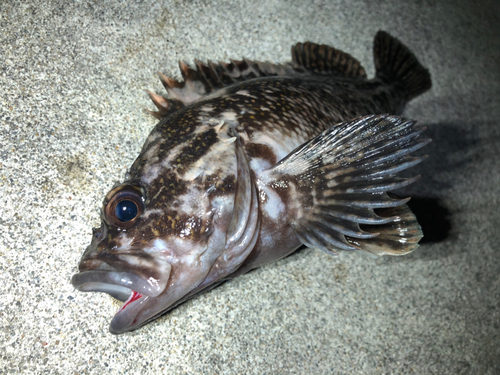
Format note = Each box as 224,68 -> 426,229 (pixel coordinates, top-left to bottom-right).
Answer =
141,208 -> 165,220
142,163 -> 162,185
250,157 -> 272,175
143,142 -> 161,161
220,110 -> 238,122
176,184 -> 206,215
201,105 -> 214,112
116,234 -> 134,251
142,132 -> 161,149
250,131 -> 299,163
236,90 -> 257,98
258,184 -> 285,220
181,139 -> 236,181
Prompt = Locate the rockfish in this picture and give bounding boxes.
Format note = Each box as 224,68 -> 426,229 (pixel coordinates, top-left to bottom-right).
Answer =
72,31 -> 432,334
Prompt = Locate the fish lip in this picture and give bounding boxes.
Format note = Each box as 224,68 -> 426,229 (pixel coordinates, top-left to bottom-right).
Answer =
71,270 -> 157,334
108,291 -> 150,334
72,262 -> 172,334
71,269 -> 167,299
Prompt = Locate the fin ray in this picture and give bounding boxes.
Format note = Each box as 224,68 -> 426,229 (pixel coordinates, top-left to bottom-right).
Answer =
146,32 -> 431,120
153,58 -> 296,107
292,42 -> 367,78
150,37 -> 370,111
261,114 -> 429,256
312,205 -> 394,225
145,89 -> 185,120
350,204 -> 423,256
311,215 -> 378,239
293,222 -> 341,255
374,31 -> 432,100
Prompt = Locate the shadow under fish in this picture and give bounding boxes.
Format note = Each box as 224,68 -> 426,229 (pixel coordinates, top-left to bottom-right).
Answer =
71,31 -> 432,334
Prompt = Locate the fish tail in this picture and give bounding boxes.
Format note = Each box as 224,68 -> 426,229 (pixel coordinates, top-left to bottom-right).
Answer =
374,31 -> 432,100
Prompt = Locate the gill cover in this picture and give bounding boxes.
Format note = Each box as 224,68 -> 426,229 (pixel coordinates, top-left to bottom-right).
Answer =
108,125 -> 260,333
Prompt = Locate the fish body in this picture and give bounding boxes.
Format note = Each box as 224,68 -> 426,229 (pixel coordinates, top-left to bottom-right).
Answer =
72,31 -> 431,333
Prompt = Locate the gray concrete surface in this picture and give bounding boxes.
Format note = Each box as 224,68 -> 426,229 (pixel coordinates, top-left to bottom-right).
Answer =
1,0 -> 499,373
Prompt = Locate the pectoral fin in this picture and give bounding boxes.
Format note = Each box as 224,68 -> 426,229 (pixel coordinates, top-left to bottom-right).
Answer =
260,114 -> 430,256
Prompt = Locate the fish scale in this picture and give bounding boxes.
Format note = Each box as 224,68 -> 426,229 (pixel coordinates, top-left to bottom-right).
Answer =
72,31 -> 432,334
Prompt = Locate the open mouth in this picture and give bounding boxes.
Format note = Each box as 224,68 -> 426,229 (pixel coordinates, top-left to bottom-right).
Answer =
117,290 -> 144,311
71,269 -> 170,333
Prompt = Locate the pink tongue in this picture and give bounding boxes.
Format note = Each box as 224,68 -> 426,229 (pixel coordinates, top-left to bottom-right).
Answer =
118,291 -> 143,312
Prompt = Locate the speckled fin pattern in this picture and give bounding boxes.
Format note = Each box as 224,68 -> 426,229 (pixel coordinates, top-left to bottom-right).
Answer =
262,114 -> 430,256
291,41 -> 366,78
147,40 -> 367,119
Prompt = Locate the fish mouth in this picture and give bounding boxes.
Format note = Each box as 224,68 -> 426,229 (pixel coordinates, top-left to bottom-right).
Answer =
71,270 -> 167,300
71,265 -> 171,334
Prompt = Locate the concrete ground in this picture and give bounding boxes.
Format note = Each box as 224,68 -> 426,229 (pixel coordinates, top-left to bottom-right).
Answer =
1,0 -> 499,373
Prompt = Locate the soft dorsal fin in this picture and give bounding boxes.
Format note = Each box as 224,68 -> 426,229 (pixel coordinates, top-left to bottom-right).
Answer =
259,114 -> 430,256
291,41 -> 367,78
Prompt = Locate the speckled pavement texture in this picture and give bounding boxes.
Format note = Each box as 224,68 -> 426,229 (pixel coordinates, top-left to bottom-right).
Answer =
1,0 -> 499,374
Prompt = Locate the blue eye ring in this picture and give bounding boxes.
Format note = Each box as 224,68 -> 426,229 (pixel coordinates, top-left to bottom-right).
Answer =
104,186 -> 144,228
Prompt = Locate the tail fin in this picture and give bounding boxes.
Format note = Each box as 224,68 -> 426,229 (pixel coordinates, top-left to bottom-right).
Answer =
374,31 -> 432,100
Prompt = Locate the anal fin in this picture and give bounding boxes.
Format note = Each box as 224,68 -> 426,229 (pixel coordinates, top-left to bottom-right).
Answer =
260,114 -> 430,257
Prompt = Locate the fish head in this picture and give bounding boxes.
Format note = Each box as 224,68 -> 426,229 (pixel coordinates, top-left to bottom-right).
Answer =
72,121 -> 260,333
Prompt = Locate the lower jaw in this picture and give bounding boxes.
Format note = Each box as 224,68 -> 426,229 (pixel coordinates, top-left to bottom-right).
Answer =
109,291 -> 149,335
117,290 -> 144,313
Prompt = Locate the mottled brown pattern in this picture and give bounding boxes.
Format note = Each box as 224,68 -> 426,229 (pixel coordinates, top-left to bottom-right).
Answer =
134,73 -> 401,184
98,208 -> 213,250
140,211 -> 212,241
216,77 -> 398,139
145,171 -> 188,207
95,250 -> 165,282
244,143 -> 277,165
202,173 -> 237,197
72,31 -> 432,334
175,129 -> 218,175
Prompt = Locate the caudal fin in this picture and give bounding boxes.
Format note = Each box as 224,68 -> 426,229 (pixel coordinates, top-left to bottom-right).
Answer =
374,31 -> 432,100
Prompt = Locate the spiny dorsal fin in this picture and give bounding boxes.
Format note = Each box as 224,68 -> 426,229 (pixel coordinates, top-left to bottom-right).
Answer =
291,42 -> 367,78
156,59 -> 296,107
145,89 -> 184,120
261,114 -> 430,256
374,31 -> 432,100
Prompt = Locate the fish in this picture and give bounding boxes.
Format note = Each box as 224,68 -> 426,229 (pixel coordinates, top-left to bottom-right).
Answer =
71,31 -> 432,334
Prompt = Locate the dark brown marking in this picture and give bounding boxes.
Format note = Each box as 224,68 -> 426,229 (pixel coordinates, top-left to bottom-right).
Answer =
244,143 -> 277,165
176,129 -> 218,175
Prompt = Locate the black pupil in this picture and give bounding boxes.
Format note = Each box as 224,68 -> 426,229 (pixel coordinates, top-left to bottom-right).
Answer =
115,200 -> 138,222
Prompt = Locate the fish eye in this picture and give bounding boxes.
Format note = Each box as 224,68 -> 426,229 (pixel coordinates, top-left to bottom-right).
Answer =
115,200 -> 138,222
104,186 -> 144,228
